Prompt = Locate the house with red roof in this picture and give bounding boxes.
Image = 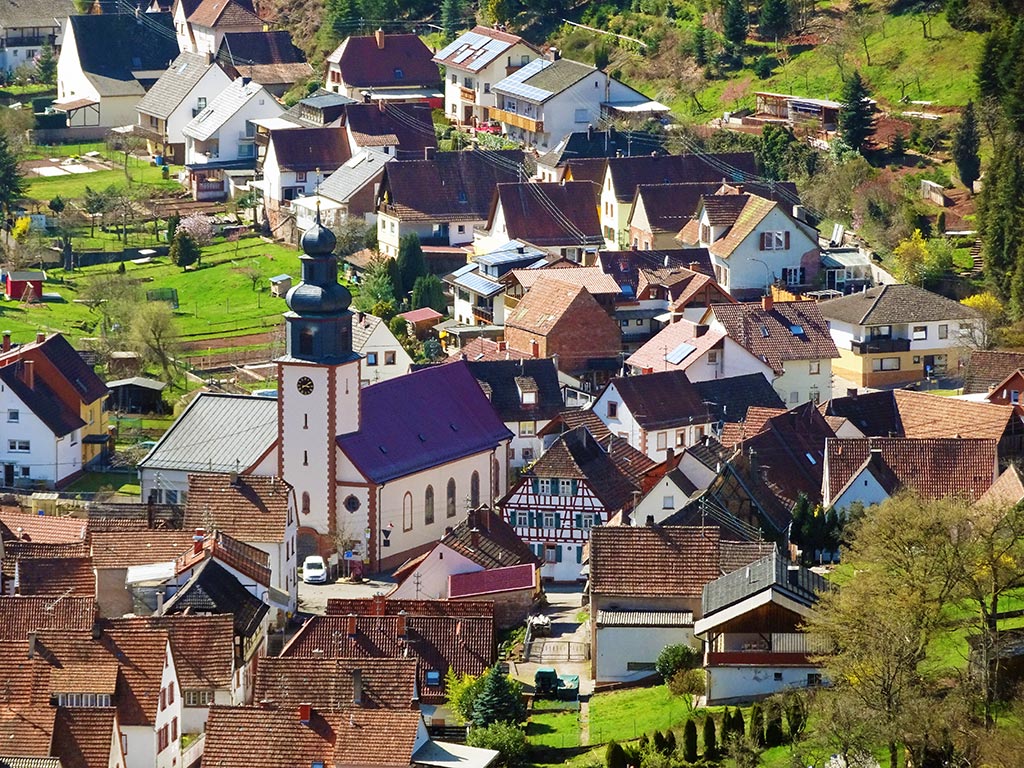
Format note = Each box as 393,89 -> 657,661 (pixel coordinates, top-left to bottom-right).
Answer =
173,0 -> 261,55
325,30 -> 442,104
260,125 -> 351,231
626,318 -> 773,381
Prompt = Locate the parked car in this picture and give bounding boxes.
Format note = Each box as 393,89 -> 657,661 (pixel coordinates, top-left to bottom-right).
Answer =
302,555 -> 327,584
476,121 -> 501,134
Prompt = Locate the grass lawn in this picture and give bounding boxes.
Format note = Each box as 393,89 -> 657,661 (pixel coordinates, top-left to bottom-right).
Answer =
63,470 -> 141,497
25,157 -> 182,202
527,707 -> 582,748
587,685 -> 694,744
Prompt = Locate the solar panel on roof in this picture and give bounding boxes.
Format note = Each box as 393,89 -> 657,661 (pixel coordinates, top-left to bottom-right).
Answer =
665,342 -> 697,365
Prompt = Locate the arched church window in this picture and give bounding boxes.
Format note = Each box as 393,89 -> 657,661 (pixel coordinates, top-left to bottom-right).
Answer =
301,492 -> 310,515
299,328 -> 314,356
446,478 -> 456,518
403,492 -> 413,532
424,486 -> 435,525
470,471 -> 480,508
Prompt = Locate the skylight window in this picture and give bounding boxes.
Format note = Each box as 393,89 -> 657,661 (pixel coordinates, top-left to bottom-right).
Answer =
790,324 -> 804,336
760,325 -> 770,338
805,452 -> 816,464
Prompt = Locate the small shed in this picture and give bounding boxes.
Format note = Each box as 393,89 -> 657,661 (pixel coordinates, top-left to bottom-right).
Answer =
5,271 -> 45,301
269,274 -> 292,297
398,307 -> 444,339
106,377 -> 168,413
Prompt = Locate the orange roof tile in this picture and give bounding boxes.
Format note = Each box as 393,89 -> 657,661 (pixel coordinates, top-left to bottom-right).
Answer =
254,657 -> 418,710
184,474 -> 292,543
0,641 -> 56,756
107,614 -> 234,690
52,707 -> 119,768
0,510 -> 87,543
89,530 -> 194,570
0,596 -> 96,640
892,390 -> 1014,442
16,557 -> 95,598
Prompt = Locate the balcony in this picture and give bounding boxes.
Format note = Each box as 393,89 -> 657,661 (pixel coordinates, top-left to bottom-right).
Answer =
706,632 -> 831,666
490,107 -> 543,133
459,86 -> 476,104
472,305 -> 494,324
193,179 -> 226,201
851,337 -> 911,354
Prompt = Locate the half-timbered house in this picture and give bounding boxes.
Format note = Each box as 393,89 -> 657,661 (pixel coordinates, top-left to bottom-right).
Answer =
499,426 -> 653,581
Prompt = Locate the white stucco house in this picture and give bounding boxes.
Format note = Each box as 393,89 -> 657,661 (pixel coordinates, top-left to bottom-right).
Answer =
626,318 -> 775,381
432,26 -> 540,126
173,0 -> 262,56
351,311 -> 413,386
0,0 -> 73,73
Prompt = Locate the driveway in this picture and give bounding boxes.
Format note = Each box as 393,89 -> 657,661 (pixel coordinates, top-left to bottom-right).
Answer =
297,576 -> 395,616
511,583 -> 594,696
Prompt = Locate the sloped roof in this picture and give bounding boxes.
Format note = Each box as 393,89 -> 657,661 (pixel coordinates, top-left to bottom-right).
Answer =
445,336 -> 533,363
818,390 -> 902,437
337,361 -> 512,484
270,126 -> 350,172
892,389 -> 1014,442
719,406 -> 786,448
351,311 -> 388,353
20,334 -> 108,405
819,283 -> 981,326
254,657 -> 418,710
450,562 -> 535,598
219,29 -> 305,64
589,525 -> 775,598
0,596 -> 95,641
66,13 -> 178,97
161,558 -> 269,637
345,103 -> 437,157
318,149 -> 388,204
692,373 -> 785,423
964,351 -> 1024,395
327,33 -> 440,88
977,464 -> 1024,507
538,127 -> 663,168
51,707 -> 118,768
187,0 -> 261,27
0,642 -> 56,756
492,57 -> 595,103
1,542 -> 89,582
625,320 -> 731,374
0,510 -> 86,543
709,300 -> 839,374
504,278 -> 591,337
510,265 -> 619,297
183,77 -> 277,141
465,357 -> 564,422
380,150 -> 524,223
0,0 -> 75,28
16,557 -> 95,597
0,365 -> 85,437
825,437 -> 997,504
599,248 -> 714,295
607,153 -> 759,203
184,474 -> 291,543
702,549 -> 827,617
137,51 -> 220,119
604,370 -> 711,430
107,614 -> 234,690
492,181 -> 602,246
90,529 -> 193,569
633,182 -> 721,233
439,508 -> 538,570
703,196 -> 780,258
138,393 -> 278,474
433,26 -> 538,72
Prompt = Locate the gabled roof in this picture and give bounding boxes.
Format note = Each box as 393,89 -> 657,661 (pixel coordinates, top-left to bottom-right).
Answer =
598,248 -> 714,295
632,182 -> 721,233
379,150 -> 524,223
719,406 -> 786,448
439,508 -> 538,570
106,614 -> 234,690
184,473 -> 291,543
450,562 -> 535,598
318,148 -> 388,205
219,29 -> 305,64
509,266 -> 619,297
162,558 -> 269,637
504,279 -> 595,337
492,57 -> 595,104
327,33 -> 440,88
89,529 -> 194,569
66,13 -> 178,97
0,0 -> 74,27
0,596 -> 95,641
1,542 -> 89,583
491,181 -> 602,246
345,103 -> 437,157
465,357 -> 563,422
964,351 -> 1024,395
818,390 -> 902,437
537,408 -> 611,441
825,437 -> 997,504
538,127 -> 663,168
701,549 -> 827,617
0,510 -> 86,543
269,126 -> 350,172
16,557 -> 95,597
51,707 -> 119,768
187,0 -> 261,27
606,153 -> 759,203
254,657 -> 418,710
524,426 -> 639,511
137,51 -> 222,119
603,370 -> 711,430
203,706 -> 424,767
138,392 -> 278,474
1,333 -> 108,406
433,26 -> 539,72
977,464 -> 1024,507
589,525 -> 775,598
351,311 -> 397,354
692,373 -> 785,423
183,77 -> 278,141
625,320 -> 731,374
0,365 -> 85,437
819,283 -> 981,326
0,642 -> 56,756
709,300 -> 839,374
697,196 -> 782,258
445,337 -> 533,363
337,361 -> 513,484
892,389 -> 1014,442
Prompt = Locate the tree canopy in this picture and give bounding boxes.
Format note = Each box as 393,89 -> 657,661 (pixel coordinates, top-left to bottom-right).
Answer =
838,71 -> 873,154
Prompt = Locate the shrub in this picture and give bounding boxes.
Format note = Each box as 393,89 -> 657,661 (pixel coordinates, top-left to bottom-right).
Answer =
749,703 -> 765,746
667,668 -> 705,705
664,729 -> 676,754
605,741 -> 627,768
764,702 -> 784,747
702,715 -> 717,759
682,720 -> 698,762
652,730 -> 669,754
467,722 -> 527,768
656,644 -> 699,680
784,693 -> 807,741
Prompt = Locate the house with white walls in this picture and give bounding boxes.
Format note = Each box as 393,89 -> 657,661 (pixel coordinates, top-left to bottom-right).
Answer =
136,51 -> 232,164
182,77 -> 285,201
325,30 -> 441,102
54,12 -> 179,128
433,26 -> 540,126
491,53 -> 667,151
677,191 -> 821,300
351,311 -> 412,386
174,0 -> 262,55
0,0 -> 73,73
626,318 -> 775,381
259,125 -> 350,231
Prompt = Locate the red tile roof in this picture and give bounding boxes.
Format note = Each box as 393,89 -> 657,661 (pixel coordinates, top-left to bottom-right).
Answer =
184,474 -> 292,543
327,34 -> 440,89
445,337 -> 533,363
491,182 -> 603,247
0,596 -> 96,640
589,525 -> 774,598
17,557 -> 95,598
0,510 -> 87,543
719,406 -> 787,448
602,370 -> 713,431
510,265 -> 620,297
437,508 -> 538,571
345,103 -> 438,157
51,707 -> 119,768
625,320 -> 730,375
449,563 -> 535,598
977,464 -> 1024,507
607,153 -> 759,203
269,127 -> 350,173
90,529 -> 194,570
891,389 -> 1014,442
187,0 -> 260,26
964,350 -> 1024,395
202,705 -> 423,768
0,641 -> 56,756
709,300 -> 839,374
325,596 -> 495,618
254,657 -> 418,710
825,437 -> 998,504
174,529 -> 273,587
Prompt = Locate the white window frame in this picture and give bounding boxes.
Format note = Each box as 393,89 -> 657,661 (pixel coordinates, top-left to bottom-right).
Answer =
8,440 -> 29,452
542,512 -> 556,529
7,409 -> 18,423
912,325 -> 928,340
809,360 -> 821,375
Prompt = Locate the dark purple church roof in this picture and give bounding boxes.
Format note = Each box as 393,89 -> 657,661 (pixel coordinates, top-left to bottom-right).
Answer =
337,361 -> 513,483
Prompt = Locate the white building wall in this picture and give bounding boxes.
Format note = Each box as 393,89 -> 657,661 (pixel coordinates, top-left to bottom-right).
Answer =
631,474 -> 692,526
179,689 -> 231,735
357,323 -> 412,386
0,389 -> 65,487
772,358 -> 832,406
154,642 -> 182,768
163,66 -> 232,147
389,542 -> 481,600
442,42 -> 537,123
827,466 -> 890,511
108,716 -> 126,768
122,726 -> 155,768
509,420 -> 546,470
595,625 -> 695,683
705,664 -> 823,704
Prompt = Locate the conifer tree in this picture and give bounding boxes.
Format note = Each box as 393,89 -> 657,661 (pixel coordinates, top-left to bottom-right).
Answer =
605,741 -> 626,768
682,720 -> 698,762
396,234 -> 426,301
758,0 -> 791,40
838,71 -> 873,154
749,703 -> 765,746
765,703 -> 784,747
441,0 -> 463,42
952,101 -> 981,192
470,665 -> 525,727
723,0 -> 748,51
0,134 -> 26,222
702,715 -> 717,759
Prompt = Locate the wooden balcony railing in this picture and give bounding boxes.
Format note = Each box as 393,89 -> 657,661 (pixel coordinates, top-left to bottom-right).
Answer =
490,107 -> 543,133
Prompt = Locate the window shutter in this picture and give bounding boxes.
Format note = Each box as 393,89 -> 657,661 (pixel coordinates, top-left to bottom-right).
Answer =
576,546 -> 582,563
575,513 -> 582,528
555,545 -> 563,562
570,479 -> 579,495
784,231 -> 791,250
554,512 -> 562,529
527,511 -> 535,528
531,477 -> 539,494
593,514 -> 602,526
759,232 -> 765,250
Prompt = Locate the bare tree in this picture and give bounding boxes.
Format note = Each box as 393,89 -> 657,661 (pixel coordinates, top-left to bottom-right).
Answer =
129,301 -> 180,385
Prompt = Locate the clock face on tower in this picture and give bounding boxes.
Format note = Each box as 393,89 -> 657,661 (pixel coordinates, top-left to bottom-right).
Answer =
296,376 -> 315,395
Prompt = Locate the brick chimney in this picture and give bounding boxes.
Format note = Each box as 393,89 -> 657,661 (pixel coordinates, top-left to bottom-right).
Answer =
761,294 -> 773,312
192,528 -> 205,555
396,611 -> 407,638
347,613 -> 358,638
352,668 -> 364,706
371,593 -> 386,616
375,28 -> 385,49
2,331 -> 9,352
529,339 -> 539,358
22,360 -> 34,389
298,703 -> 312,725
35,332 -> 45,345
497,340 -> 507,352
27,631 -> 37,659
